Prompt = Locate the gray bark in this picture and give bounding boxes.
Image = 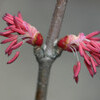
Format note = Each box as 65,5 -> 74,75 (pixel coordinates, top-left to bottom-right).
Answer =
34,0 -> 68,100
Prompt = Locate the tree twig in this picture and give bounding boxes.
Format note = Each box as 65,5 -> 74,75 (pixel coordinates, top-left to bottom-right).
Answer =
34,0 -> 68,100
35,57 -> 53,100
45,0 -> 68,56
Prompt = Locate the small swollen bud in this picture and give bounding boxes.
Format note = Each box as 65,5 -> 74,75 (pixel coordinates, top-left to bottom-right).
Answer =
57,36 -> 68,50
33,33 -> 43,46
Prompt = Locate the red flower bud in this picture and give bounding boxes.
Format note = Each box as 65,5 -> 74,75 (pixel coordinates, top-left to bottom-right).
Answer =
0,12 -> 43,64
57,31 -> 100,83
32,33 -> 43,46
57,36 -> 68,50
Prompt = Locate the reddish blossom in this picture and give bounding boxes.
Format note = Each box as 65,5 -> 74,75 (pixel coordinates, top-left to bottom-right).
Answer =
57,31 -> 100,83
0,12 -> 43,64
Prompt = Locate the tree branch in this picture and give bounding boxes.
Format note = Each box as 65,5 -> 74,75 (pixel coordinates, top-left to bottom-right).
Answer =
35,57 -> 52,100
45,0 -> 68,56
34,0 -> 68,100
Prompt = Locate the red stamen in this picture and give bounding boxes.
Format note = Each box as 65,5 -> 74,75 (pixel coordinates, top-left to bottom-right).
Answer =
5,13 -> 13,18
1,36 -> 18,44
86,31 -> 100,39
90,52 -> 100,58
4,15 -> 13,21
5,40 -> 17,54
14,17 -> 21,29
10,27 -> 25,35
79,45 -> 84,56
17,11 -> 23,19
86,43 -> 100,53
73,65 -> 79,83
89,37 -> 100,41
91,53 -> 100,64
84,60 -> 94,77
74,61 -> 81,77
90,41 -> 100,49
80,42 -> 90,51
4,25 -> 15,30
2,30 -> 14,35
7,49 -> 13,56
83,51 -> 91,65
7,51 -> 20,64
90,57 -> 97,74
3,17 -> 14,24
11,41 -> 23,50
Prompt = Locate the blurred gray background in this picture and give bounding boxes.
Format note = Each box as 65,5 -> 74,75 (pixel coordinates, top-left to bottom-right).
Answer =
0,0 -> 100,100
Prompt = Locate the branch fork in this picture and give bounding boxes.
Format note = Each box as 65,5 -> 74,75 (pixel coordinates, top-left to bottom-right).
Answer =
34,0 -> 68,100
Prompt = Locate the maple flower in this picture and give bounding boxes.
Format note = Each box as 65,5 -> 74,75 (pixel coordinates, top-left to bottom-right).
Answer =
0,12 -> 43,64
57,31 -> 100,83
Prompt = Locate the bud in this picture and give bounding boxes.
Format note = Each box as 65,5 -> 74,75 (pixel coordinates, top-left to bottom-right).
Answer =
57,31 -> 100,83
0,12 -> 43,64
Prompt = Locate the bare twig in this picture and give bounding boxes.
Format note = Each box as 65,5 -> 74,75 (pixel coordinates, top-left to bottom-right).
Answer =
35,57 -> 53,100
34,0 -> 68,100
45,0 -> 68,56
34,47 -> 55,100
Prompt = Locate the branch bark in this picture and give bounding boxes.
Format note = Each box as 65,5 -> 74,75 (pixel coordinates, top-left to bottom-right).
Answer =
34,0 -> 68,100
35,57 -> 52,100
45,0 -> 68,56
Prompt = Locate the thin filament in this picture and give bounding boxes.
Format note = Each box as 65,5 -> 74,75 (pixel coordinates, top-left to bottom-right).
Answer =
70,47 -> 75,56
71,45 -> 79,62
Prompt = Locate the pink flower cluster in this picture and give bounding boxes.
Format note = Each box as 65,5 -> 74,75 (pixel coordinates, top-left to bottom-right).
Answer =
57,31 -> 100,83
0,12 -> 100,83
0,12 -> 43,64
